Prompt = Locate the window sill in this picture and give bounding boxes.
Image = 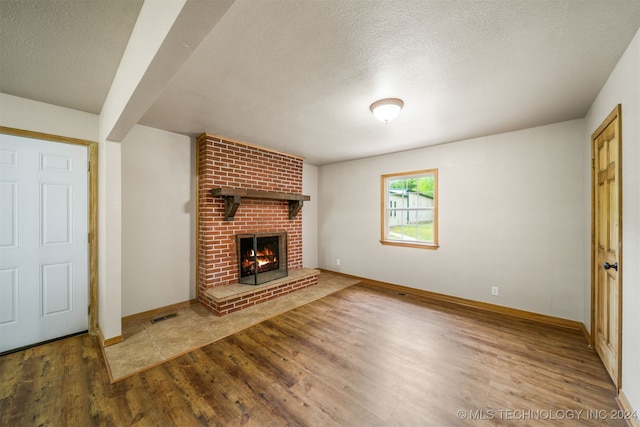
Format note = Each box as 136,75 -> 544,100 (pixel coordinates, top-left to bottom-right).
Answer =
380,240 -> 439,250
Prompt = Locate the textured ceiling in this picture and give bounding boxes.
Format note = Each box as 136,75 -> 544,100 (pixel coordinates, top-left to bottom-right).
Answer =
0,0 -> 143,114
1,0 -> 639,165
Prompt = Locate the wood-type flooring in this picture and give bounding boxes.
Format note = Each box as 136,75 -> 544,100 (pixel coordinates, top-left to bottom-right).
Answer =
0,283 -> 627,426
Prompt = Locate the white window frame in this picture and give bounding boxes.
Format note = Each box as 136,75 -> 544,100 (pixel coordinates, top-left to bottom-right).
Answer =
380,169 -> 438,249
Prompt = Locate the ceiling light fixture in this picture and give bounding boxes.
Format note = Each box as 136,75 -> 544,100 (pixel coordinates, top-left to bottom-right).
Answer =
370,98 -> 404,124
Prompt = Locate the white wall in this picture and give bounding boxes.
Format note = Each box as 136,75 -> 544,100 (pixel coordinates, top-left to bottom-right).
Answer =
302,163 -> 319,268
121,125 -> 196,316
97,139 -> 122,340
585,28 -> 640,415
0,93 -> 98,140
318,119 -> 587,322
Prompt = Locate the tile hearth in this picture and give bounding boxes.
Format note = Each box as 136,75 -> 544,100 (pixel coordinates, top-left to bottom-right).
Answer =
102,271 -> 358,382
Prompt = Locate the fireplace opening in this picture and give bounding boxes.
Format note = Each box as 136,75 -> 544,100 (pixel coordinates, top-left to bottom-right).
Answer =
237,232 -> 288,285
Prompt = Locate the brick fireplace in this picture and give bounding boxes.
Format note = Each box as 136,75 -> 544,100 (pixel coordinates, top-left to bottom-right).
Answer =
197,134 -> 318,315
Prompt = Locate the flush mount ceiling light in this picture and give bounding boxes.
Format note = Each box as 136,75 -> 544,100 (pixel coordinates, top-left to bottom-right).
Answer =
370,98 -> 404,123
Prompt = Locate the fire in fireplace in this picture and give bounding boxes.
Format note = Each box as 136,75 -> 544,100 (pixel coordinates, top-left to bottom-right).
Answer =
237,232 -> 288,285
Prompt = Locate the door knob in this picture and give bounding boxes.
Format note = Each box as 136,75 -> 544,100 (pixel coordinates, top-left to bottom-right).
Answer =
603,262 -> 618,271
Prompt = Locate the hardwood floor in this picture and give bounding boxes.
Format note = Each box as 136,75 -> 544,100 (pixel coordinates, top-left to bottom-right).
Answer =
0,283 -> 626,426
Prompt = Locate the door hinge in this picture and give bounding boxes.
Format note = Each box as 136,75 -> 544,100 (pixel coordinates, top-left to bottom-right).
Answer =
88,161 -> 91,172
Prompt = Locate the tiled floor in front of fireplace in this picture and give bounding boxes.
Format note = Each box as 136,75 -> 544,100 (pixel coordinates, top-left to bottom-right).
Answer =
102,271 -> 359,382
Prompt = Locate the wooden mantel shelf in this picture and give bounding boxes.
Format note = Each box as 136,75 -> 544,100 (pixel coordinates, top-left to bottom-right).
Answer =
210,187 -> 311,221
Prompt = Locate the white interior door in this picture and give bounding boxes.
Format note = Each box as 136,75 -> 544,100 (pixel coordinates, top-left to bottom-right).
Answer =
0,133 -> 88,353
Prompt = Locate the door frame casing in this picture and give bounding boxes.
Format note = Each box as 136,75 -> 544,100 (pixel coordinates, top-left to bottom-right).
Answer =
590,104 -> 623,391
0,126 -> 98,334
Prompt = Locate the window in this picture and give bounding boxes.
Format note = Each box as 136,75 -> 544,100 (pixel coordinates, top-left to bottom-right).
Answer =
381,169 -> 438,249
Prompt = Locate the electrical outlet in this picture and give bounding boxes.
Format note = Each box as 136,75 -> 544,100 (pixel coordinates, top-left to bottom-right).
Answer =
336,258 -> 341,266
491,286 -> 499,296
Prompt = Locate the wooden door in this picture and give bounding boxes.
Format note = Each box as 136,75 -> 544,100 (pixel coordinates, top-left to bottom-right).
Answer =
591,104 -> 622,390
0,133 -> 89,353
